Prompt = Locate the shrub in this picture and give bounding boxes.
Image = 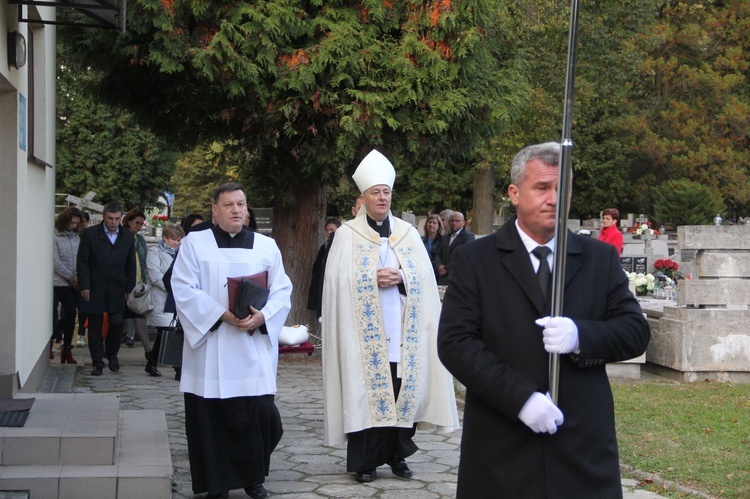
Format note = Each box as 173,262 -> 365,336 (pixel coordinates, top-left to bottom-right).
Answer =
654,178 -> 724,225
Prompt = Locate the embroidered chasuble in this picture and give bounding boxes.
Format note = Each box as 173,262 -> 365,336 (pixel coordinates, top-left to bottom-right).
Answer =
322,211 -> 460,446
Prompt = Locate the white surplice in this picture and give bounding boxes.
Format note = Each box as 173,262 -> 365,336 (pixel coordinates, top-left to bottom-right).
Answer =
172,228 -> 292,399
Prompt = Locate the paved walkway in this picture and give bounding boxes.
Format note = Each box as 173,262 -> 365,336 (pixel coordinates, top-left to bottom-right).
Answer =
40,342 -> 665,498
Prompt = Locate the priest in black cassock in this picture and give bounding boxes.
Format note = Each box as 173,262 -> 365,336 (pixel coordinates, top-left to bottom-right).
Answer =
171,183 -> 293,499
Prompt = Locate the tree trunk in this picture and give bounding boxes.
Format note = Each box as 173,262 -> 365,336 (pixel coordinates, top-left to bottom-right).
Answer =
472,165 -> 496,236
271,181 -> 327,333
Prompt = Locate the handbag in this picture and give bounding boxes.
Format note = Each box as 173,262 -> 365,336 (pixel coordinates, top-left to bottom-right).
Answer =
158,317 -> 183,367
127,282 -> 154,315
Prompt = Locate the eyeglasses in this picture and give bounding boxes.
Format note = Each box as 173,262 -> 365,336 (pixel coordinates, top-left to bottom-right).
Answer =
449,219 -> 463,223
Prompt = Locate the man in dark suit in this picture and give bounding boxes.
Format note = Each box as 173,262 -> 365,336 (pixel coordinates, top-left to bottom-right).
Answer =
77,202 -> 136,376
437,142 -> 650,498
434,211 -> 475,285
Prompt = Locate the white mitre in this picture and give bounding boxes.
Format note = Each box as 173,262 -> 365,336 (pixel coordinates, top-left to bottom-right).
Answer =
352,149 -> 396,193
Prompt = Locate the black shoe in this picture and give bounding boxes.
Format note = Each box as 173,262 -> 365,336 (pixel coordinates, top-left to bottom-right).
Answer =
125,338 -> 134,347
90,365 -> 103,376
108,356 -> 119,372
174,370 -> 181,381
355,469 -> 377,483
389,459 -> 413,478
145,363 -> 162,377
244,483 -> 268,499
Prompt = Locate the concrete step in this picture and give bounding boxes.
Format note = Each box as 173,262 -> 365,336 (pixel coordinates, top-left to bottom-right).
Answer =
0,404 -> 172,499
0,394 -> 119,466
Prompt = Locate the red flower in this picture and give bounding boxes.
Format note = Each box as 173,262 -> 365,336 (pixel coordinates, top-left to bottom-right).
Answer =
654,259 -> 679,272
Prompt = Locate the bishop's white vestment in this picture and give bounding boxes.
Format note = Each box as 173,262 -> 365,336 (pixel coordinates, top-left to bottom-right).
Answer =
322,212 -> 460,446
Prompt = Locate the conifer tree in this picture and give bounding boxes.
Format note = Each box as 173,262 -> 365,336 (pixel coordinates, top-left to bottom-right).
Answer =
58,0 -> 512,323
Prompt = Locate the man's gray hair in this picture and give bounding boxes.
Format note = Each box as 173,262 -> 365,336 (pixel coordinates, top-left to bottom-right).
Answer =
510,142 -> 561,185
102,201 -> 123,215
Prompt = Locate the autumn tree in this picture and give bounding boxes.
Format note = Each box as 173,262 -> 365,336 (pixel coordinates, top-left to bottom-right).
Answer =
58,0 -> 512,323
625,0 -> 750,220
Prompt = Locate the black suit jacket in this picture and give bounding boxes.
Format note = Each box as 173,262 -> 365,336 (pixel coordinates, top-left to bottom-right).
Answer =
77,223 -> 137,315
437,217 -> 649,498
433,228 -> 475,285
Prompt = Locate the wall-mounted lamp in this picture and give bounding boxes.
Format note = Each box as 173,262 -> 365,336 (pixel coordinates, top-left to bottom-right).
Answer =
7,31 -> 27,70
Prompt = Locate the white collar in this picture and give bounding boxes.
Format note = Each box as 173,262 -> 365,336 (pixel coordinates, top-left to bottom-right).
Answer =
515,219 -> 555,255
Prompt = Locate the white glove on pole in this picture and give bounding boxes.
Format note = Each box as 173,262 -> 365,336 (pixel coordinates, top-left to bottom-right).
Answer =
518,392 -> 564,434
536,316 -> 580,354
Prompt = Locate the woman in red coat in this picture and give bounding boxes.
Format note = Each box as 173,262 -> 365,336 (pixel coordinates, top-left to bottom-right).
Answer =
598,208 -> 623,254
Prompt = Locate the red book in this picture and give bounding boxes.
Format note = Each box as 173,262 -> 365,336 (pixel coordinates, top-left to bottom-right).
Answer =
227,272 -> 269,319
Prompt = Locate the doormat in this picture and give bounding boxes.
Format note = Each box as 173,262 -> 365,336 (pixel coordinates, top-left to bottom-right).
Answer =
0,397 -> 34,427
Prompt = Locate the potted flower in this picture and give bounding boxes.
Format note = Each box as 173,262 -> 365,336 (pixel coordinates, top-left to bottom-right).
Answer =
150,214 -> 169,237
654,258 -> 678,279
653,258 -> 689,280
151,214 -> 169,228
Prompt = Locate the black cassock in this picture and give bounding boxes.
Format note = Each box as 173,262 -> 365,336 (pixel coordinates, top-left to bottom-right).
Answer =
184,226 -> 284,496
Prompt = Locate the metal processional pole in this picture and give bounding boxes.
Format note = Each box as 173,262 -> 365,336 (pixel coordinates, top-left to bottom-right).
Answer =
549,0 -> 582,405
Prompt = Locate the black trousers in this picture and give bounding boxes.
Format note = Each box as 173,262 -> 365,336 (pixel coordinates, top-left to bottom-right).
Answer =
87,312 -> 124,367
53,286 -> 78,347
346,362 -> 418,472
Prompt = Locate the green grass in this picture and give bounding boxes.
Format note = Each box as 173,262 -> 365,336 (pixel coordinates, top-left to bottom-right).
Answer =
612,378 -> 750,498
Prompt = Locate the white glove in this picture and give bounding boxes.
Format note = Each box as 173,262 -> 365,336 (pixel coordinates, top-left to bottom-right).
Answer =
518,392 -> 564,434
536,316 -> 579,354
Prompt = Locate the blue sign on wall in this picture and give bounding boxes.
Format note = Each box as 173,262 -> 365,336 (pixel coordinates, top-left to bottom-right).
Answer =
19,94 -> 27,152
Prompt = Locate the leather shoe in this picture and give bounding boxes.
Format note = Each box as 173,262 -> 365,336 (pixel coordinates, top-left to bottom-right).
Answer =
244,483 -> 268,499
389,459 -> 413,478
90,365 -> 103,376
145,363 -> 162,377
108,356 -> 119,372
354,469 -> 377,483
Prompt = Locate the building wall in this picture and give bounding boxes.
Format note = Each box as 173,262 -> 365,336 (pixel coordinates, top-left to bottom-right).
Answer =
1,2 -> 57,397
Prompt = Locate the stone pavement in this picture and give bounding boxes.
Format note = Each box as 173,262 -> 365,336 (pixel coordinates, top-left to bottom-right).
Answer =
40,342 -> 666,498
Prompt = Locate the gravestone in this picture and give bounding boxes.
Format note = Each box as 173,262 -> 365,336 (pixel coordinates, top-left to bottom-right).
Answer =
633,257 -> 647,274
620,257 -> 633,273
643,225 -> 750,382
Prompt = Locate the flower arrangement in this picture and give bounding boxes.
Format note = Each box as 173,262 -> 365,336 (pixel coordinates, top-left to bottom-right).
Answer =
654,258 -> 678,277
629,221 -> 660,236
653,258 -> 688,280
626,271 -> 655,295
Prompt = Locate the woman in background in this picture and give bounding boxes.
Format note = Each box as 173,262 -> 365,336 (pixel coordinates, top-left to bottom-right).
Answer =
53,207 -> 82,363
422,214 -> 443,255
181,213 -> 205,233
422,214 -> 443,278
122,209 -> 153,356
598,207 -> 624,254
145,223 -> 185,376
